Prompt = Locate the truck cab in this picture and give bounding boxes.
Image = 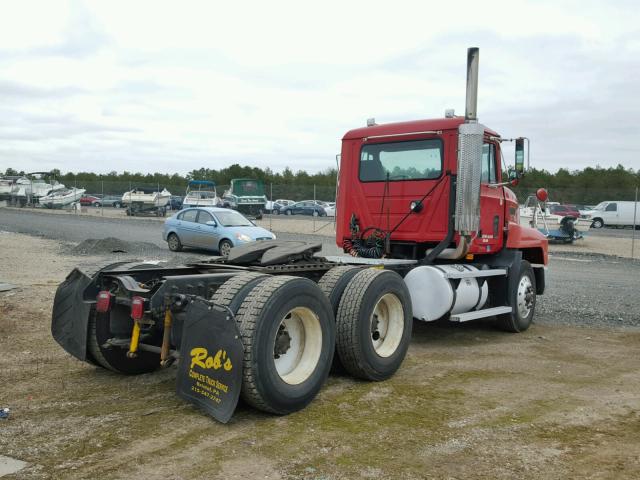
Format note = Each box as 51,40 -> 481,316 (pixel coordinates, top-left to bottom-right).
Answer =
336,117 -> 547,266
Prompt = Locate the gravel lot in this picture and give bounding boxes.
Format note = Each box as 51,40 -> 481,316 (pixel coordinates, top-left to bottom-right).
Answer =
0,231 -> 639,479
0,207 -> 340,253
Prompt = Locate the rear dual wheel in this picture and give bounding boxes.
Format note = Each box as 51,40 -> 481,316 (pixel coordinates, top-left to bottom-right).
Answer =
333,268 -> 413,381
318,266 -> 361,371
87,263 -> 165,374
88,308 -> 162,374
214,274 -> 335,415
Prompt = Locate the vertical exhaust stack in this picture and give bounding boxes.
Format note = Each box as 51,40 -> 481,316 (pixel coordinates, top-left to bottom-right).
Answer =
455,47 -> 484,237
465,47 -> 479,122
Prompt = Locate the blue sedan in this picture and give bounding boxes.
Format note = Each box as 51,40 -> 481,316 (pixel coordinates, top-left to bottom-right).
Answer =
163,207 -> 276,255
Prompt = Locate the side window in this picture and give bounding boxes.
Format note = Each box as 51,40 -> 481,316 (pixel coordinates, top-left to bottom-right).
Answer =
481,143 -> 496,183
605,203 -> 617,212
197,211 -> 213,224
181,209 -> 198,223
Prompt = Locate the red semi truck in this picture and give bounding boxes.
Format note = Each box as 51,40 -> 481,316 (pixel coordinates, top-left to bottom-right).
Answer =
51,48 -> 547,422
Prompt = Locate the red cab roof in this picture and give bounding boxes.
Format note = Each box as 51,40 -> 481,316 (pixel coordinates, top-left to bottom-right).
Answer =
342,117 -> 499,140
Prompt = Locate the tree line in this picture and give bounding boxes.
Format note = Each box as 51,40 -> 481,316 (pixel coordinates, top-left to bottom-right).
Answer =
3,164 -> 337,188
511,164 -> 640,204
3,163 -> 639,204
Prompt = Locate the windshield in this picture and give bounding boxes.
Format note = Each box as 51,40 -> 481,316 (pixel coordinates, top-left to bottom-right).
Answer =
190,191 -> 217,199
359,139 -> 443,182
214,210 -> 253,227
593,202 -> 607,211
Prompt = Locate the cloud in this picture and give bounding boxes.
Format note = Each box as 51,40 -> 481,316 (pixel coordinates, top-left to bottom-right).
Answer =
0,0 -> 638,176
0,80 -> 86,99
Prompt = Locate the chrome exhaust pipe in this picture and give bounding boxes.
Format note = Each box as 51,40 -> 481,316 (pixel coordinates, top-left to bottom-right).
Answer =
427,235 -> 470,260
465,47 -> 479,122
455,47 -> 483,236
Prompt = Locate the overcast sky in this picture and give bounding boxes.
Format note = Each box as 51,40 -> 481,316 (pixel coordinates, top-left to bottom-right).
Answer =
1,0 -> 639,175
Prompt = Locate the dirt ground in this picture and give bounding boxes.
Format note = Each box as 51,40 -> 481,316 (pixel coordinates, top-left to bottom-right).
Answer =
1,232 -> 639,479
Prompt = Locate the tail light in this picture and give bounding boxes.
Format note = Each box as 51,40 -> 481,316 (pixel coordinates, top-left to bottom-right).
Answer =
131,296 -> 145,320
96,291 -> 112,313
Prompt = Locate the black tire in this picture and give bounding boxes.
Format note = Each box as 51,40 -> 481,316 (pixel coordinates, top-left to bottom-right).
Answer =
335,269 -> 412,381
274,209 -> 280,215
92,201 -> 101,207
87,309 -> 161,374
234,276 -> 335,414
113,202 -> 122,208
219,239 -> 233,256
86,262 -> 166,373
497,260 -> 536,333
591,218 -> 604,229
318,266 -> 362,372
285,209 -> 292,216
167,233 -> 182,252
211,272 -> 270,314
312,210 -> 319,217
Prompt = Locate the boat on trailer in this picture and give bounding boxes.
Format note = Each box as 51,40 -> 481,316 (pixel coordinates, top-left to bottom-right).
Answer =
11,173 -> 66,206
40,187 -> 86,209
182,180 -> 220,208
122,187 -> 171,216
0,176 -> 23,201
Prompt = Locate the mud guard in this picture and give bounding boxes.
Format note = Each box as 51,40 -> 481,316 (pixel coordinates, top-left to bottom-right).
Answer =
176,298 -> 243,423
51,261 -> 140,362
51,268 -> 94,361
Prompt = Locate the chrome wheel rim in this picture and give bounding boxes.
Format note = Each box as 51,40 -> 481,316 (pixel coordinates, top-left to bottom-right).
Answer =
168,235 -> 179,250
517,275 -> 534,318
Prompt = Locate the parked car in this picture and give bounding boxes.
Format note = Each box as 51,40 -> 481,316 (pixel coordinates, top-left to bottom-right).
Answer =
79,195 -> 102,207
168,195 -> 183,210
266,201 -> 286,214
324,202 -> 336,217
582,201 -> 640,229
549,204 -> 580,218
281,200 -> 327,217
163,207 -> 276,255
101,195 -> 126,208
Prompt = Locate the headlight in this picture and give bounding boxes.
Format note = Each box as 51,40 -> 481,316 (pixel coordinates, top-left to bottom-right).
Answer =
235,233 -> 252,242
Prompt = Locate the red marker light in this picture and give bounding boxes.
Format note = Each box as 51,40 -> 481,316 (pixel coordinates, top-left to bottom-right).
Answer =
96,291 -> 112,313
536,188 -> 549,202
131,296 -> 145,320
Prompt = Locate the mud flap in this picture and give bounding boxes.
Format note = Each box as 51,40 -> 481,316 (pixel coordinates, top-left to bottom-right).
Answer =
51,261 -> 141,361
51,268 -> 94,361
176,298 -> 243,423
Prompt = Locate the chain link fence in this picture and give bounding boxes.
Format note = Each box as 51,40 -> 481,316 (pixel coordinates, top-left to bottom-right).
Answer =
511,186 -> 639,207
